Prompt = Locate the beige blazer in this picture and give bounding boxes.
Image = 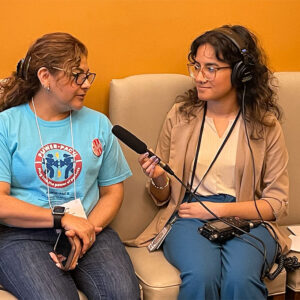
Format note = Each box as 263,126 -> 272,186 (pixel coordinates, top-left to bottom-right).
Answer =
126,103 -> 290,254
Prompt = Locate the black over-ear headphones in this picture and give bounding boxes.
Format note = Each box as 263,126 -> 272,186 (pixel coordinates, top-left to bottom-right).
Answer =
213,27 -> 253,86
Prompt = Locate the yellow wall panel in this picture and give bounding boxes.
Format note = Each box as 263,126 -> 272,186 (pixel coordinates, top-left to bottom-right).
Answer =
1,0 -> 299,115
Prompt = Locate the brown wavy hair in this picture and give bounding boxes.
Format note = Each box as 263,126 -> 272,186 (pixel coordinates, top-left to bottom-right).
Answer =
178,25 -> 281,137
0,32 -> 87,111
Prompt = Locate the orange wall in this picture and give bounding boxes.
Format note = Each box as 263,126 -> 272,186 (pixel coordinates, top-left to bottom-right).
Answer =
1,0 -> 299,115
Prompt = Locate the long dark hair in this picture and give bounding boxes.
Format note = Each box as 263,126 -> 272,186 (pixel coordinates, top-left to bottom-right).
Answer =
178,25 -> 281,137
0,32 -> 88,111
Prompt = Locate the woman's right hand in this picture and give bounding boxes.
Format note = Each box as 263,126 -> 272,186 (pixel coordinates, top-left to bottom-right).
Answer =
138,152 -> 170,202
138,152 -> 165,179
61,214 -> 102,256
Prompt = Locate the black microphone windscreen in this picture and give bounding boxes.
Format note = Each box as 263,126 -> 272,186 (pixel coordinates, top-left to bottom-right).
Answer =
112,125 -> 148,154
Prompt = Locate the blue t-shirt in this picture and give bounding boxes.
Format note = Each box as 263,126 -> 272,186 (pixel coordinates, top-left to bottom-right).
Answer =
0,103 -> 131,215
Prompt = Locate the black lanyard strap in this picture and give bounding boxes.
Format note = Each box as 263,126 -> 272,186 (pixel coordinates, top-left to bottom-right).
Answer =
189,103 -> 207,192
188,106 -> 241,201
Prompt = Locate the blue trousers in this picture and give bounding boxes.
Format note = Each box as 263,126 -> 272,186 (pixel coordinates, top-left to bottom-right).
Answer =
0,226 -> 140,300
163,194 -> 277,300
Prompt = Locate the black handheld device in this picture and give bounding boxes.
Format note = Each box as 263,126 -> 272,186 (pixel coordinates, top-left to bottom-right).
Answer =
53,231 -> 76,271
198,217 -> 261,243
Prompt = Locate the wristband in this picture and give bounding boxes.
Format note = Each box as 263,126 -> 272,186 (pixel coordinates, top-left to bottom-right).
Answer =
52,206 -> 65,229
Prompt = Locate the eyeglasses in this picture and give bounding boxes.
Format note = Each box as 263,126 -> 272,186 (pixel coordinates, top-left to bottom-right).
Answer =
187,63 -> 231,81
52,67 -> 96,86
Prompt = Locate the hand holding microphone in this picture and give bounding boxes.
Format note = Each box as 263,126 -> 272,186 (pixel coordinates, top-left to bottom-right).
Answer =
139,152 -> 170,195
138,152 -> 166,178
112,125 -> 172,194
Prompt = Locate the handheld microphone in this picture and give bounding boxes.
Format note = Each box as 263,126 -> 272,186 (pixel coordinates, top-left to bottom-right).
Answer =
112,125 -> 174,175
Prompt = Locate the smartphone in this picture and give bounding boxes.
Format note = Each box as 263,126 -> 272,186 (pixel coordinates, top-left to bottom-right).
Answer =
53,231 -> 76,271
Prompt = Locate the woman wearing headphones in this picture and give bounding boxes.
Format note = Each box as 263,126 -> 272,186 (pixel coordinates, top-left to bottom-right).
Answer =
0,32 -> 139,299
137,25 -> 290,299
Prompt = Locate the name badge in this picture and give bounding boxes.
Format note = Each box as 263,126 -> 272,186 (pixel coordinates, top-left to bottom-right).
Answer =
61,198 -> 87,219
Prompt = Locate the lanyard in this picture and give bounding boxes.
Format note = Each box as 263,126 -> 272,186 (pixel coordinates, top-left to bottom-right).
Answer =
32,98 -> 77,209
188,103 -> 241,202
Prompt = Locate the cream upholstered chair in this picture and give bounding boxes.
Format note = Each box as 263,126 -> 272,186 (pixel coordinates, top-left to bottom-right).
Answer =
276,72 -> 300,300
109,73 -> 300,300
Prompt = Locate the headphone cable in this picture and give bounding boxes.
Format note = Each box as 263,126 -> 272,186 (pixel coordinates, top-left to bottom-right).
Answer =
241,84 -> 282,279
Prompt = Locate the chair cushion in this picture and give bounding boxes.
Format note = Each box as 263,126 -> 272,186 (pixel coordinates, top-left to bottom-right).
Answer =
265,267 -> 287,296
126,246 -> 286,297
0,289 -> 17,300
126,247 -> 180,299
0,288 -> 87,299
126,246 -> 181,287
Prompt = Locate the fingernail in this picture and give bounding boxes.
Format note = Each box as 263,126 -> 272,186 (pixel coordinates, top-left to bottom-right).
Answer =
154,158 -> 159,164
56,263 -> 61,268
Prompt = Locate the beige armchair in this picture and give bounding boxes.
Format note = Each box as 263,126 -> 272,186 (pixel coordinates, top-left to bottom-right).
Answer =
109,73 -> 300,300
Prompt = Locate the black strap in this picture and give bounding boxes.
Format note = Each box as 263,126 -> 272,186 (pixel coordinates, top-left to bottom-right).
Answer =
188,103 -> 207,201
53,214 -> 63,229
188,106 -> 241,202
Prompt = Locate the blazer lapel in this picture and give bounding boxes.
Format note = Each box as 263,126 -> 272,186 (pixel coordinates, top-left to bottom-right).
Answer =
235,121 -> 266,202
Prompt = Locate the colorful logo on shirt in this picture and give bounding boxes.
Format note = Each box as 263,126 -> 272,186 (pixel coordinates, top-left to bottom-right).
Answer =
35,143 -> 82,188
92,138 -> 102,157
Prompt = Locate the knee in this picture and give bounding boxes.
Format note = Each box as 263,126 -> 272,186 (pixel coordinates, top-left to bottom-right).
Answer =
109,283 -> 140,300
181,267 -> 219,289
113,273 -> 140,300
223,271 -> 262,293
20,287 -> 79,300
88,272 -> 139,300
178,268 -> 220,300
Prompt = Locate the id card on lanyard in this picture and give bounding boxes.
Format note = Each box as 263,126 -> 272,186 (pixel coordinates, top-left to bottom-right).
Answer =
60,198 -> 87,219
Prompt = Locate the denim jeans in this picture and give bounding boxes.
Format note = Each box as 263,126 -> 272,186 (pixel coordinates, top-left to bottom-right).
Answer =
0,226 -> 140,300
163,193 -> 277,300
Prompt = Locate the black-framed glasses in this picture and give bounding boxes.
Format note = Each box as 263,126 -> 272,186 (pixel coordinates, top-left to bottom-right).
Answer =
52,67 -> 96,86
187,63 -> 231,81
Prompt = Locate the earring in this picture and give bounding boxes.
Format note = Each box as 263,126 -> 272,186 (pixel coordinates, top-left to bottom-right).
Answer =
43,85 -> 50,92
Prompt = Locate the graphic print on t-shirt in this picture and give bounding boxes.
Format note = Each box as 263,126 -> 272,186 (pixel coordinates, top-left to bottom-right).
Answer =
92,138 -> 103,157
35,143 -> 82,188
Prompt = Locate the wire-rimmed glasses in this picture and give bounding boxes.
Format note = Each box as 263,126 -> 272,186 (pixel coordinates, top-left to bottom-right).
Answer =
187,63 -> 231,81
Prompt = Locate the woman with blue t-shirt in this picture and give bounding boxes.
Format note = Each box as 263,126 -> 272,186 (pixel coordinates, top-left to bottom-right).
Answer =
0,32 -> 139,299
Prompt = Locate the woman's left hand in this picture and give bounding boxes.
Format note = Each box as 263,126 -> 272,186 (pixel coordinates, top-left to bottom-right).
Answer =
178,202 -> 221,219
49,233 -> 82,271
